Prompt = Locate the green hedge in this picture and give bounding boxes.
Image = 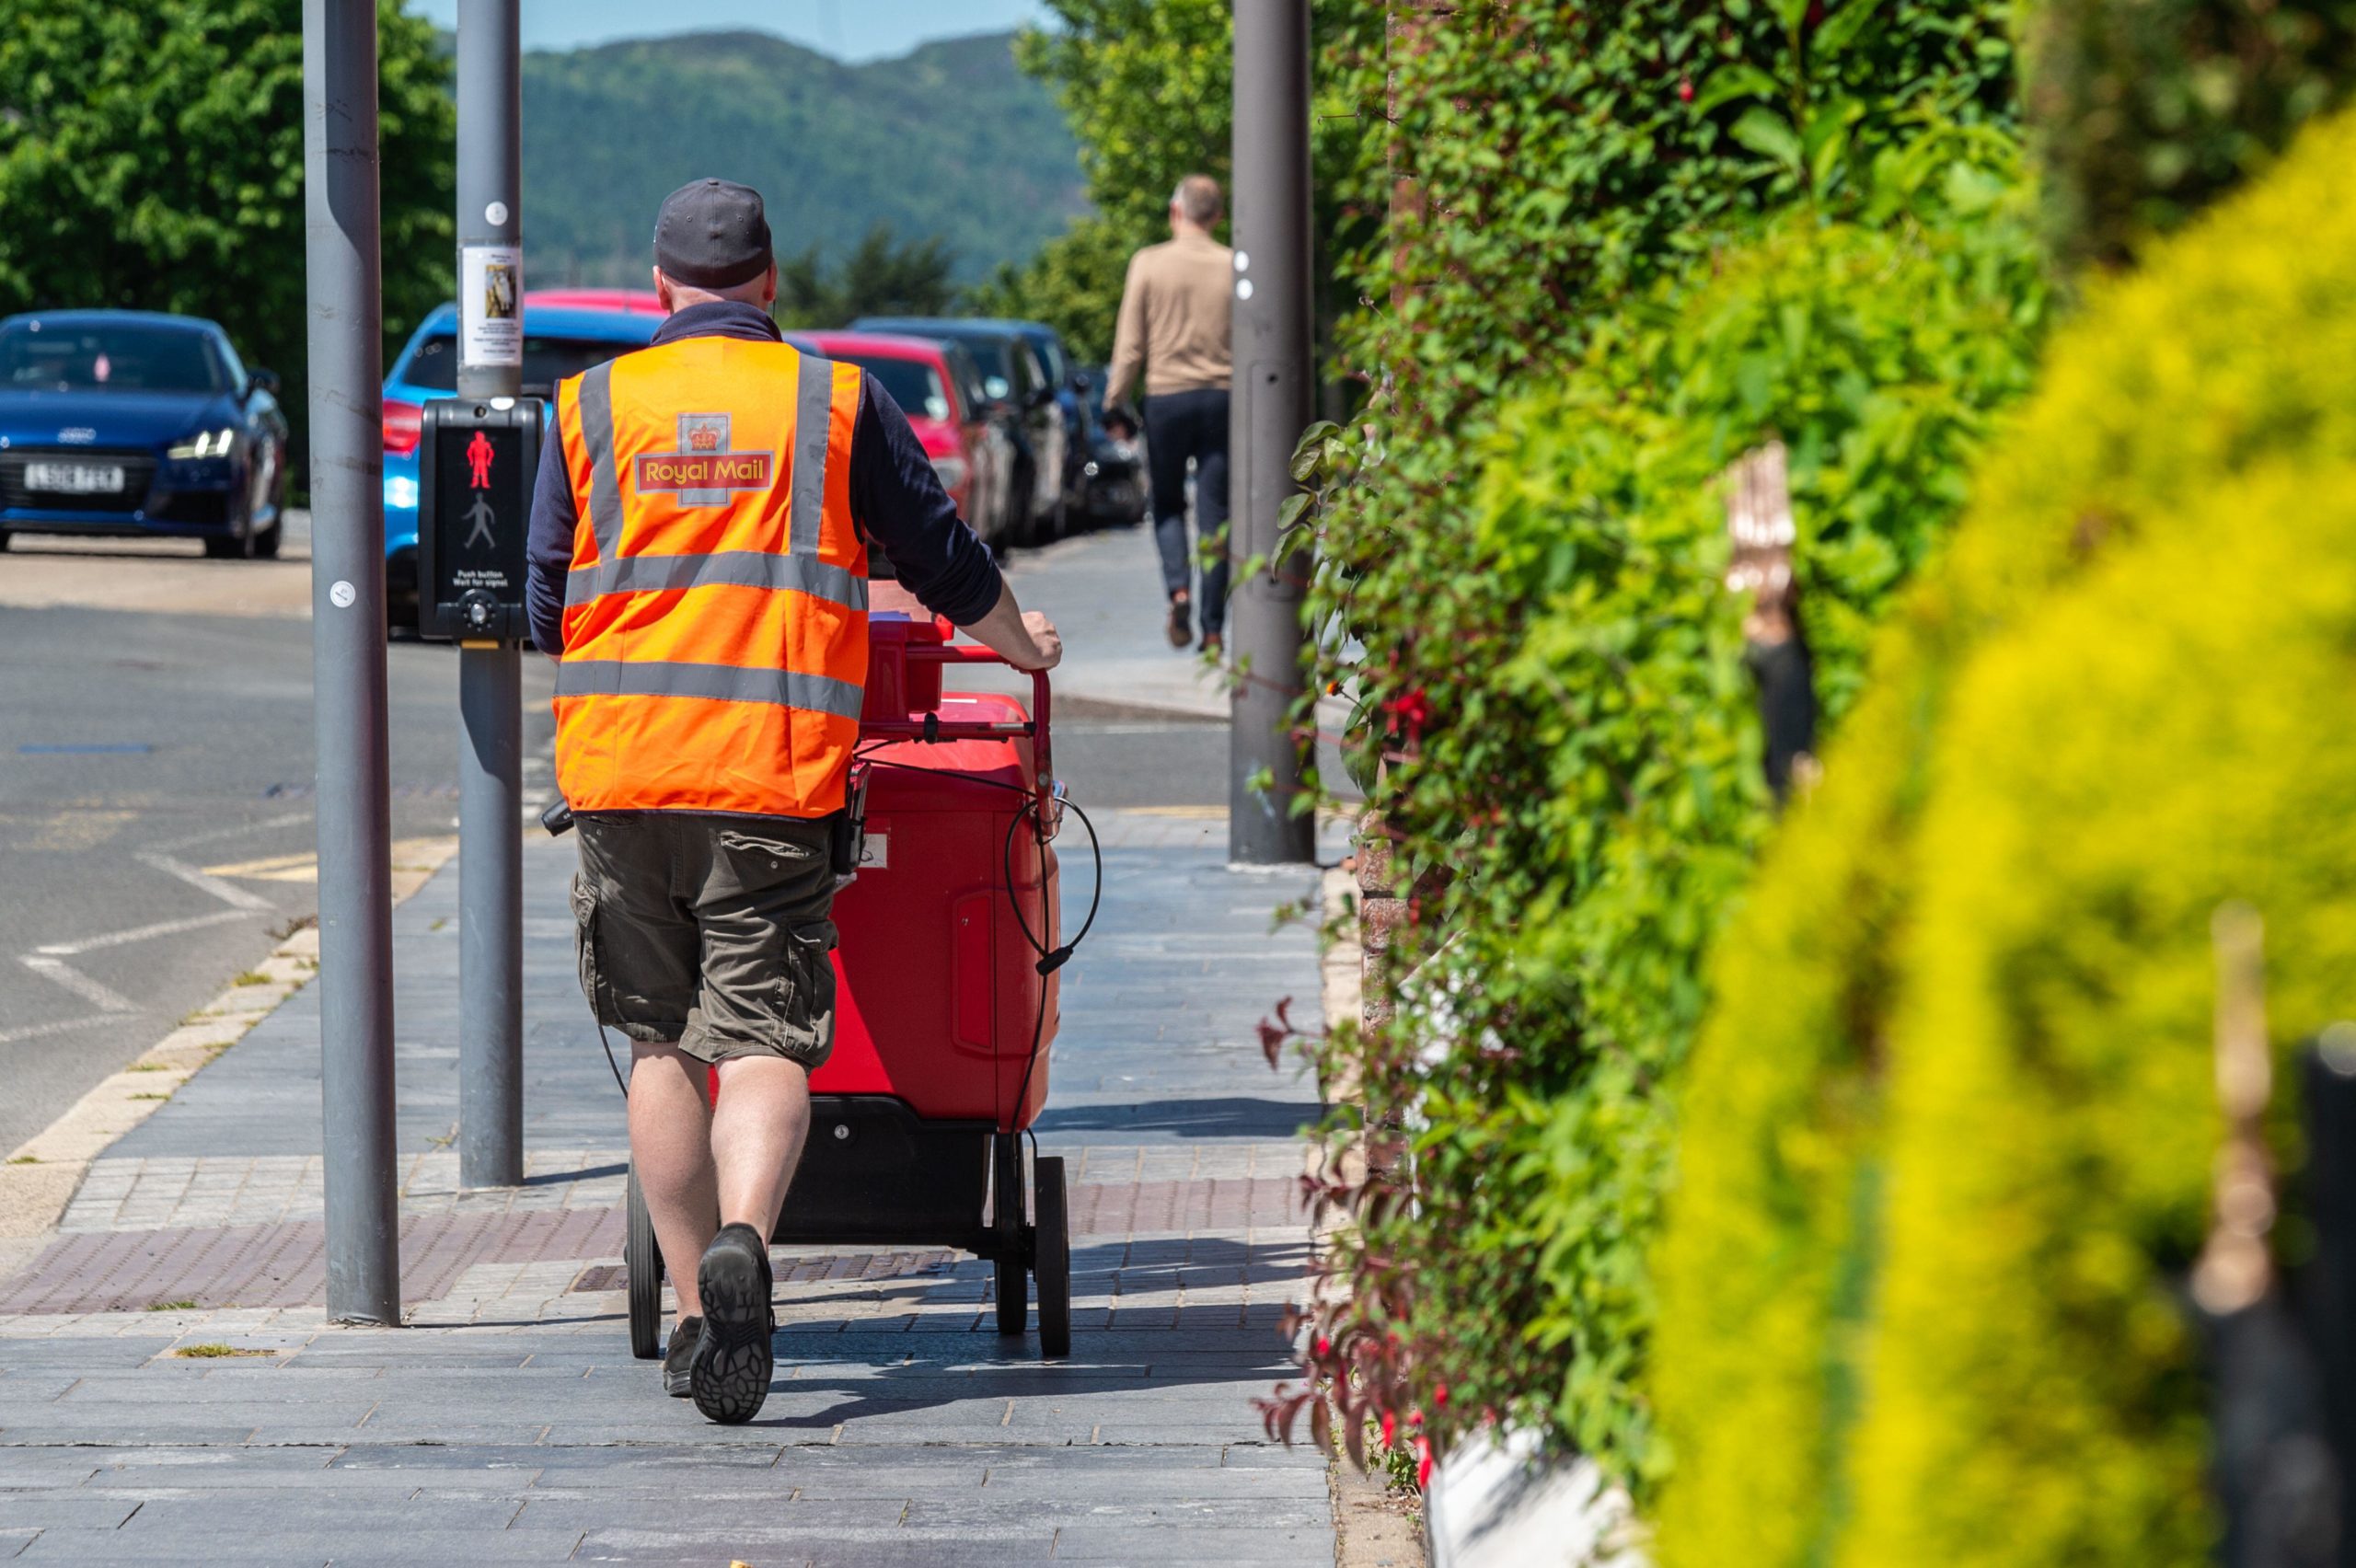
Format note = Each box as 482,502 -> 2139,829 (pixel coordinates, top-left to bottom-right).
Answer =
1842,459 -> 2356,1563
1652,101 -> 2356,1564
2021,0 -> 2356,267
1299,112 -> 2046,1477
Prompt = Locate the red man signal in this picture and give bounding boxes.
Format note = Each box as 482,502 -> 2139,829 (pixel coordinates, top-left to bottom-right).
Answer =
466,429 -> 494,490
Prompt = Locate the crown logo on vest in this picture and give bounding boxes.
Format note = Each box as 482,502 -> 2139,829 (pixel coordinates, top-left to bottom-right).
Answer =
687,425 -> 722,452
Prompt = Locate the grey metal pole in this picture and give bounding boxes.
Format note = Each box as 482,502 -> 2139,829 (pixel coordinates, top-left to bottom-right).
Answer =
1229,0 -> 1317,866
304,0 -> 400,1324
456,0 -> 525,1190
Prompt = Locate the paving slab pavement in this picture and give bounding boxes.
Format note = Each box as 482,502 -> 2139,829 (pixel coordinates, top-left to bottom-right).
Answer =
986,524 -> 1230,721
0,800 -> 1345,1565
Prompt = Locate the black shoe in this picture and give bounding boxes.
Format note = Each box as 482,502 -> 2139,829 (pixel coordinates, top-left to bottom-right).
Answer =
1167,594 -> 1192,649
690,1223 -> 774,1424
662,1316 -> 702,1398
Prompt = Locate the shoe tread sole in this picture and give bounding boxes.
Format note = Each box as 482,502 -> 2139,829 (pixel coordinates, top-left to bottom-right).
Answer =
691,1243 -> 774,1424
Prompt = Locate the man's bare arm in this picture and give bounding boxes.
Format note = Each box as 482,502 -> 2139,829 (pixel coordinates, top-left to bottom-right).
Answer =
959,582 -> 1062,672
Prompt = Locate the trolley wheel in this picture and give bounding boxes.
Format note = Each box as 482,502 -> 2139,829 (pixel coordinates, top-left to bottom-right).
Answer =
1034,1156 -> 1071,1359
995,1251 -> 1027,1336
993,1134 -> 1026,1335
625,1164 -> 664,1360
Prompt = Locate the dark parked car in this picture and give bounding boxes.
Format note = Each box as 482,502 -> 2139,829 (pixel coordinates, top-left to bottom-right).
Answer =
0,310 -> 289,558
853,317 -> 1068,546
979,317 -> 1091,522
1073,366 -> 1149,527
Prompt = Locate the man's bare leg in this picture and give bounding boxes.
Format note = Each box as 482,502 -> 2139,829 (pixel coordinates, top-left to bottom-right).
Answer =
710,1055 -> 814,1232
628,1040 -> 718,1327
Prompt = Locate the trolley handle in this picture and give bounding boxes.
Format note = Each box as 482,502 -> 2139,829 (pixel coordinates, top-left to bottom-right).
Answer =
889,641 -> 1057,827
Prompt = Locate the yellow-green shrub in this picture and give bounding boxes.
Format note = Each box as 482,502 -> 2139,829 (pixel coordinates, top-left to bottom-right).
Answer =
1845,462 -> 2356,1563
1651,101 -> 2356,1566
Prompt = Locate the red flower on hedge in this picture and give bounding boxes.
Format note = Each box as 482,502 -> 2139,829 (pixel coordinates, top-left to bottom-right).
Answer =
1385,687 -> 1434,732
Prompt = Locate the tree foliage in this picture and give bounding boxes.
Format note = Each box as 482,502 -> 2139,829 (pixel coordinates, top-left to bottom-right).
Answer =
0,0 -> 453,467
1015,0 -> 1236,241
2021,0 -> 2356,268
984,0 -> 1369,363
776,224 -> 959,329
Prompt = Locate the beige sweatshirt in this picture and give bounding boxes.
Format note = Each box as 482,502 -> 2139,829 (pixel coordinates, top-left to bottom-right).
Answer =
1103,230 -> 1233,405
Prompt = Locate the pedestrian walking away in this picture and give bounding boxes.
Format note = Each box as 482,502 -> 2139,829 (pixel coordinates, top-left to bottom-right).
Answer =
1104,173 -> 1233,655
523,177 -> 1063,1424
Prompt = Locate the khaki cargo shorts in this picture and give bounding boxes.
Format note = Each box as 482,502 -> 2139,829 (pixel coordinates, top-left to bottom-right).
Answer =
570,812 -> 837,1069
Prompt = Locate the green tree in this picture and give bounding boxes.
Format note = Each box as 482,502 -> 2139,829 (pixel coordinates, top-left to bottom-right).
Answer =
1017,0 -> 1236,239
0,0 -> 454,471
964,215 -> 1132,365
776,223 -> 960,329
2022,0 -> 2356,268
984,0 -> 1370,363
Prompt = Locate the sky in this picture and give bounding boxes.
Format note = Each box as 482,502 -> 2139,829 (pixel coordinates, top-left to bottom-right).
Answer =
407,1 -> 1048,63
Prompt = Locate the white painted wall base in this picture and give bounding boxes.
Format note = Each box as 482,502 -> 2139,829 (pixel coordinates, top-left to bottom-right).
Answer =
1426,1426 -> 1646,1568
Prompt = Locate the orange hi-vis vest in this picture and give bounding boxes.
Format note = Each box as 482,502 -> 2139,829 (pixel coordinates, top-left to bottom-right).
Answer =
552,336 -> 867,819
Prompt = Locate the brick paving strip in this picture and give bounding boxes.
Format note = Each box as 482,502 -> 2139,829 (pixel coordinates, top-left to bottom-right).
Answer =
0,1175 -> 1304,1317
0,812 -> 1345,1566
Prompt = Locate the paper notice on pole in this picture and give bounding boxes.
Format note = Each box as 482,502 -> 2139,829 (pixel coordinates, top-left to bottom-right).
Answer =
461,245 -> 523,368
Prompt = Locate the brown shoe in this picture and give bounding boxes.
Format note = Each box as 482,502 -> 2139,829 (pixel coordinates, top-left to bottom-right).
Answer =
1199,630 -> 1223,657
1166,594 -> 1193,649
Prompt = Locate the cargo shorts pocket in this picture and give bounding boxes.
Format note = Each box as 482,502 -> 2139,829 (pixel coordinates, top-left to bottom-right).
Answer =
570,875 -> 608,1020
782,922 -> 838,1071
570,874 -> 690,1042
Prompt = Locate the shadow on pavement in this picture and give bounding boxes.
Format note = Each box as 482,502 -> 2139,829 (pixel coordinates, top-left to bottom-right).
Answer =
1033,1096 -> 1325,1139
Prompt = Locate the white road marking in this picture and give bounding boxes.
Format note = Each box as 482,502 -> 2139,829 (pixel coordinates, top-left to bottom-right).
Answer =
20,956 -> 138,1013
34,909 -> 252,957
136,851 -> 274,912
0,1015 -> 116,1046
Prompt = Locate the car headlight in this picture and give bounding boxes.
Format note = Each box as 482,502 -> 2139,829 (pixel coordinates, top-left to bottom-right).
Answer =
931,455 -> 969,490
167,426 -> 237,460
384,474 -> 420,511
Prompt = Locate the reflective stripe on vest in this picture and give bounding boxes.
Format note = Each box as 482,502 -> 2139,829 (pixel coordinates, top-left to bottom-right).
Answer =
551,337 -> 867,820
553,658 -> 864,721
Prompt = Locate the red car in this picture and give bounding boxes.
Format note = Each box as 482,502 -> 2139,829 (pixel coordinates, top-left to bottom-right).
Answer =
790,329 -> 1017,550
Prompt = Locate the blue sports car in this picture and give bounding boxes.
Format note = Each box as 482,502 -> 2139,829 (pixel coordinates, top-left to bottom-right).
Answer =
0,310 -> 289,558
381,292 -> 662,626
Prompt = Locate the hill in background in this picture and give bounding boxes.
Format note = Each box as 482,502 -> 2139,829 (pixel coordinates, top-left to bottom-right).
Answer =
522,29 -> 1083,287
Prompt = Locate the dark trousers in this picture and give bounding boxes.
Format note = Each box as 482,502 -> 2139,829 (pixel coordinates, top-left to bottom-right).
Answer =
1143,387 -> 1231,635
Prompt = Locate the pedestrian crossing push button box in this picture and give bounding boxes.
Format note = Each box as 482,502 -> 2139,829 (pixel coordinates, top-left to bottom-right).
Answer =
416,397 -> 544,643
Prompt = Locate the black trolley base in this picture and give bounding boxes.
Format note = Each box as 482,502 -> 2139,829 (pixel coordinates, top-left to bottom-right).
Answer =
625,1094 -> 1071,1362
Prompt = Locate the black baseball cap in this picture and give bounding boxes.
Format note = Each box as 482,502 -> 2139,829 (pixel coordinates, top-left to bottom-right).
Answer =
653,179 -> 773,290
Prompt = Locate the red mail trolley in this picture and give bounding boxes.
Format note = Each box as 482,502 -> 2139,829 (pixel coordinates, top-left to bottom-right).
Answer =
622,613 -> 1075,1359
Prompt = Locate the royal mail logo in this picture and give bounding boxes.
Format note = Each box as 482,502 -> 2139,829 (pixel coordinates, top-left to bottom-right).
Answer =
635,412 -> 773,500
636,452 -> 773,490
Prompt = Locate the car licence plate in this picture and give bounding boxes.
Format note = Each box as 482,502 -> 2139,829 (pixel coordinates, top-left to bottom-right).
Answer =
24,461 -> 126,495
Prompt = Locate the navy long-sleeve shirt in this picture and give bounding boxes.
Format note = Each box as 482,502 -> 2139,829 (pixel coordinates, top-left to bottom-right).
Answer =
524,299 -> 1004,655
